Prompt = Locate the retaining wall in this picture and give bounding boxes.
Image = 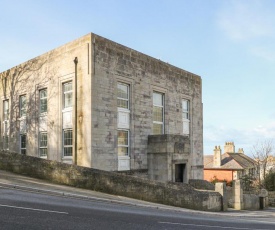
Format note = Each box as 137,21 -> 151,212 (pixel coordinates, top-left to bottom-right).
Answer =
0,151 -> 222,211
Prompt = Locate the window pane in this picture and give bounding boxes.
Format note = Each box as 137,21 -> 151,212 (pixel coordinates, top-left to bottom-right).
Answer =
118,147 -> 128,156
64,130 -> 72,145
117,84 -> 128,99
153,92 -> 163,106
21,135 -> 26,148
118,130 -> 128,145
40,133 -> 47,147
153,123 -> 163,135
64,82 -> 72,92
40,148 -> 47,157
3,100 -> 9,120
63,129 -> 73,157
40,89 -> 47,113
20,95 -> 26,117
117,99 -> 128,109
40,89 -> 47,98
64,147 -> 72,157
153,107 -> 163,122
64,92 -> 72,108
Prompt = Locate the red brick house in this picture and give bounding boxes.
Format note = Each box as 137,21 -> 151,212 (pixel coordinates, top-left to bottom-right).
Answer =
204,142 -> 257,183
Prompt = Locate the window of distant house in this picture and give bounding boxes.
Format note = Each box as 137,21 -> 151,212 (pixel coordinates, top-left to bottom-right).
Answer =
118,130 -> 129,156
63,129 -> 72,157
63,82 -> 73,109
117,83 -> 129,110
39,132 -> 47,158
153,92 -> 164,134
19,95 -> 26,118
182,99 -> 190,135
20,134 -> 26,155
39,89 -> 47,114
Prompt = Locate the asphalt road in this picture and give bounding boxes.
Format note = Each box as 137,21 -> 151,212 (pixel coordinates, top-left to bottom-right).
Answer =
1,187 -> 275,230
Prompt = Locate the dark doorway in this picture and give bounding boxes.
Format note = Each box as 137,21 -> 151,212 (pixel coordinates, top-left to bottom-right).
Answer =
175,164 -> 186,182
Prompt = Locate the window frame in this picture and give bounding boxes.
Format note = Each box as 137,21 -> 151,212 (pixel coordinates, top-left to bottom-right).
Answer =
153,91 -> 164,135
182,99 -> 190,135
63,81 -> 73,110
19,95 -> 27,118
117,129 -> 129,157
3,99 -> 9,121
117,82 -> 129,110
39,89 -> 47,114
20,134 -> 26,155
63,128 -> 73,157
39,132 -> 47,158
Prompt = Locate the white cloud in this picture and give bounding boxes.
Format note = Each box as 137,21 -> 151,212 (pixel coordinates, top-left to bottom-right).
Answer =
204,121 -> 275,155
217,0 -> 275,41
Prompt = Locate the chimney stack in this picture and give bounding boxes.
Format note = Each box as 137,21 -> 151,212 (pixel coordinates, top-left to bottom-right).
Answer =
224,142 -> 235,153
213,146 -> 222,167
238,148 -> 244,154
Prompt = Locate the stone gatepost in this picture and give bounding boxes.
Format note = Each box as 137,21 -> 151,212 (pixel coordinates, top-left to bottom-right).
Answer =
233,180 -> 244,210
259,189 -> 269,209
215,182 -> 228,211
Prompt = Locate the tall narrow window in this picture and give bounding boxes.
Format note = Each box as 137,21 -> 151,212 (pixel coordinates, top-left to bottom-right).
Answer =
63,82 -> 73,109
182,99 -> 190,135
63,129 -> 72,157
19,95 -> 26,117
39,132 -> 47,157
3,100 -> 9,150
39,89 -> 47,114
117,83 -> 129,109
3,100 -> 9,121
118,130 -> 129,156
20,134 -> 26,154
153,92 -> 164,134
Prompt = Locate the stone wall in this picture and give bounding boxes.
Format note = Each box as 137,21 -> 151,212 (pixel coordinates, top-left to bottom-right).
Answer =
0,151 -> 221,211
189,179 -> 215,190
268,191 -> 275,206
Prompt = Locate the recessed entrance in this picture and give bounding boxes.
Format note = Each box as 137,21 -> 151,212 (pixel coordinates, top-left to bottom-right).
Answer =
175,164 -> 186,182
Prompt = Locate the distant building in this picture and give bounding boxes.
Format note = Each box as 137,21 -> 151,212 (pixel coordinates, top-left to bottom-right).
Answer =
0,33 -> 203,182
204,142 -> 257,183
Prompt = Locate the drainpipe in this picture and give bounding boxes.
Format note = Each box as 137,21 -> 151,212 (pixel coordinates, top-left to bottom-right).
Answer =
74,57 -> 78,165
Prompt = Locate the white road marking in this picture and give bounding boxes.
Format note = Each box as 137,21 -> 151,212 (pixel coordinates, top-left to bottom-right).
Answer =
0,204 -> 68,214
159,221 -> 273,230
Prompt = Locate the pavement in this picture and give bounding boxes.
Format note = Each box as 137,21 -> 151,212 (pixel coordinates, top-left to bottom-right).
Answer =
1,169 -> 275,219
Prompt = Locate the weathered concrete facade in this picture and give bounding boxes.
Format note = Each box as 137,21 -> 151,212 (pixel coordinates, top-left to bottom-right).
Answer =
0,33 -> 203,179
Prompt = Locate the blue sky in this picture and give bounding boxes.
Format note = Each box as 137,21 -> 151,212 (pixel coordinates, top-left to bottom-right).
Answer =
1,0 -> 275,155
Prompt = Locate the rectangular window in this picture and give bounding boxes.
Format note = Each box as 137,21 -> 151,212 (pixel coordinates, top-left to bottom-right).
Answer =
182,100 -> 190,119
117,83 -> 129,109
3,100 -> 9,121
153,92 -> 164,134
63,82 -> 73,109
20,134 -> 26,155
182,99 -> 190,135
63,129 -> 72,157
39,89 -> 47,114
39,132 -> 47,157
19,95 -> 26,117
118,130 -> 129,156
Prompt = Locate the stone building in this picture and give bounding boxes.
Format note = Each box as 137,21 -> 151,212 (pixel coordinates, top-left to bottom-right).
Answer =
0,33 -> 203,182
204,142 -> 257,183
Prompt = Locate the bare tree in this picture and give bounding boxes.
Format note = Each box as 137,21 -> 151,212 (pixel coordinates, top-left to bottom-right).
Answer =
0,57 -> 50,152
251,139 -> 274,187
